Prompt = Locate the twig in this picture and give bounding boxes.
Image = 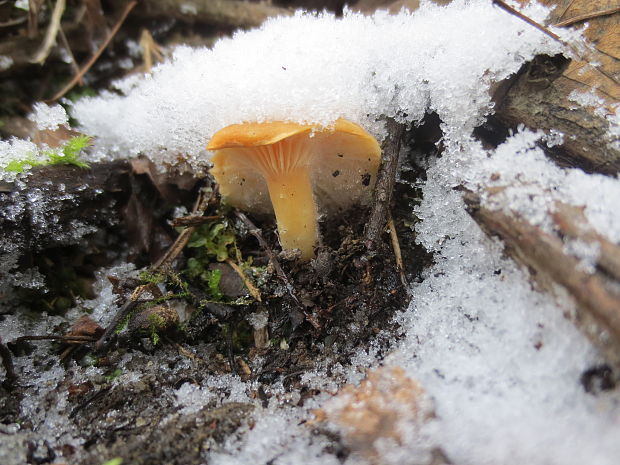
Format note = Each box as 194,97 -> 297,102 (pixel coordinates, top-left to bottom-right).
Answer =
170,215 -> 220,227
364,118 -> 406,247
387,214 -> 409,292
17,335 -> 98,342
554,6 -> 620,28
0,16 -> 28,27
0,336 -> 17,385
56,23 -> 83,85
139,28 -> 164,74
235,210 -> 300,306
226,258 -> 262,302
94,284 -> 149,351
492,0 -> 620,88
153,188 -> 213,269
30,0 -> 66,64
48,0 -> 137,102
28,0 -> 41,38
224,324 -> 236,375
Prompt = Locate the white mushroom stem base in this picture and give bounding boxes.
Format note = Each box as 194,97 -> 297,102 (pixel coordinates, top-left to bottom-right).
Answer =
266,169 -> 318,261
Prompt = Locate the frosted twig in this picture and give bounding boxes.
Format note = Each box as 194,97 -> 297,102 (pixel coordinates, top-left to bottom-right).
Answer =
364,118 -> 405,248
235,210 -> 300,306
49,0 -> 137,102
554,7 -> 620,28
30,0 -> 65,64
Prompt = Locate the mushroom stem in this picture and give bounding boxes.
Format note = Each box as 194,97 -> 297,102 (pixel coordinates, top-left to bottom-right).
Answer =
265,168 -> 317,260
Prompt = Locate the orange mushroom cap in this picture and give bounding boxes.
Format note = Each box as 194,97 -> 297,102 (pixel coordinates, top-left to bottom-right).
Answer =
207,118 -> 381,260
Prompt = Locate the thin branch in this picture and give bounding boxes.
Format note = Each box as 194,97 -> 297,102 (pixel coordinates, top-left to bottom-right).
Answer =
56,23 -> 83,85
30,0 -> 66,64
364,118 -> 405,247
170,215 -> 221,227
387,214 -> 409,292
0,16 -> 28,28
554,6 -> 620,28
17,334 -> 98,342
153,187 -> 213,270
48,0 -> 137,102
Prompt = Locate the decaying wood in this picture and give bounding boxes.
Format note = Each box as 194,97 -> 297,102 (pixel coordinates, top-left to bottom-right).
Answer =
463,191 -> 620,366
113,0 -> 292,29
495,0 -> 620,175
364,118 -> 406,247
0,161 -> 131,259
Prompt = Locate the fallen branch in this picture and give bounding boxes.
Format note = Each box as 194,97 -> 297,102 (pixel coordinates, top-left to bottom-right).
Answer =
463,191 -> 620,365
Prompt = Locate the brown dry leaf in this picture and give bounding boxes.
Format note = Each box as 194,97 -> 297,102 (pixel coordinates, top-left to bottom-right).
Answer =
316,366 -> 436,462
527,0 -> 620,101
67,315 -> 104,339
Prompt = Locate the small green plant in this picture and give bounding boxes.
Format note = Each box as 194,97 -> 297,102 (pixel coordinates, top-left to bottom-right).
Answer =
103,368 -> 123,382
5,135 -> 92,173
101,458 -> 123,465
187,221 -> 236,262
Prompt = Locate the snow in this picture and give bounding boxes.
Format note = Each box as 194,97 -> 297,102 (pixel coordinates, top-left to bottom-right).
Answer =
2,0 -> 620,464
29,103 -> 69,131
70,1 -> 561,170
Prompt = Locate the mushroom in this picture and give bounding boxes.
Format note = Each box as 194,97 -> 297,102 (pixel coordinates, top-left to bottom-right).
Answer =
207,118 -> 381,260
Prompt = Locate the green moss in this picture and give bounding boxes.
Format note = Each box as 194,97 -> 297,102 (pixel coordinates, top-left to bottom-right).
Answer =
4,135 -> 92,173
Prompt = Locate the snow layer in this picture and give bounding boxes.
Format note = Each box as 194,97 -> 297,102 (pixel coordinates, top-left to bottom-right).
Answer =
71,0 -> 560,168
